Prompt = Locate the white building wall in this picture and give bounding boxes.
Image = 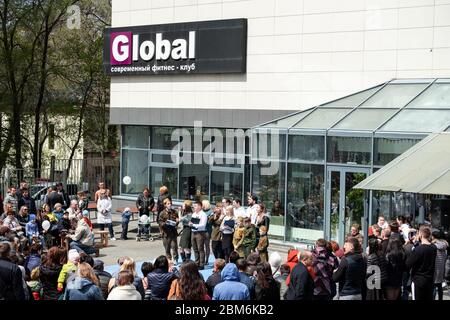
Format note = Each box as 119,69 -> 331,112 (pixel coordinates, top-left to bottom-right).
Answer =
111,0 -> 450,112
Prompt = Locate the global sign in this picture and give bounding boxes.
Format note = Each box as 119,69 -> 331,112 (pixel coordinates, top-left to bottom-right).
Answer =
103,19 -> 247,76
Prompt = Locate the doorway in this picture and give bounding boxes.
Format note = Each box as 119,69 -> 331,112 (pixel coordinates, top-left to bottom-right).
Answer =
326,166 -> 370,245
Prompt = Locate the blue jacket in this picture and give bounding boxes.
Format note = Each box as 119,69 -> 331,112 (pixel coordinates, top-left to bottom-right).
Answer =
26,221 -> 39,237
213,264 -> 250,300
25,253 -> 41,275
146,269 -> 178,300
122,211 -> 132,223
239,271 -> 255,298
64,278 -> 104,300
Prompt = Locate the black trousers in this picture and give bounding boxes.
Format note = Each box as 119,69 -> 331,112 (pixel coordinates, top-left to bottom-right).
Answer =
121,221 -> 129,239
211,240 -> 223,259
412,281 -> 434,300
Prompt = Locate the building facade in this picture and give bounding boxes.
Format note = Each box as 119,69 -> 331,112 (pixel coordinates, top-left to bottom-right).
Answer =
109,0 -> 450,245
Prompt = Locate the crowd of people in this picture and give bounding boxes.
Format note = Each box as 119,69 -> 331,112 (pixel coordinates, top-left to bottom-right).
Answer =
1,182 -> 449,301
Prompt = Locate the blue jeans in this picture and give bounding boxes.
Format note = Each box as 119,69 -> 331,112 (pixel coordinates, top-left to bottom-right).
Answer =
121,221 -> 129,239
70,241 -> 96,255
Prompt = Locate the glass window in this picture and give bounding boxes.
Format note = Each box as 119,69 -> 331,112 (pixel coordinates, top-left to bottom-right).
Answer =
322,86 -> 381,107
293,108 -> 352,129
179,128 -> 211,152
407,83 -> 450,109
123,126 -> 149,149
151,127 -> 179,150
374,137 -> 422,166
179,163 -> 209,201
262,109 -> 314,128
251,162 -> 286,240
151,153 -> 178,165
380,110 -> 450,133
286,164 -> 325,243
208,128 -> 247,155
332,109 -> 398,131
288,135 -> 325,162
210,171 -> 243,204
252,130 -> 287,160
327,136 -> 371,165
360,84 -> 427,108
150,167 -> 178,199
121,150 -> 149,194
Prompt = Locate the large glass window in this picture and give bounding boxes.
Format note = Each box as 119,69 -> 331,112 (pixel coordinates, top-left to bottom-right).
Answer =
374,137 -> 422,166
327,136 -> 371,165
407,82 -> 450,109
331,109 -> 398,131
292,108 -> 351,129
123,126 -> 149,149
286,164 -> 325,243
151,127 -> 179,150
360,83 -> 428,108
252,162 -> 286,240
322,86 -> 382,107
210,171 -> 243,204
379,109 -> 450,133
121,149 -> 148,194
179,162 -> 209,201
252,130 -> 287,160
288,135 -> 325,162
150,167 -> 178,199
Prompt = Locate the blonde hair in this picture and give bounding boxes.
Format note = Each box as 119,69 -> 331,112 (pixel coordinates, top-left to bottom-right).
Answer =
202,200 -> 211,211
226,206 -> 234,216
160,186 -> 169,194
163,198 -> 172,206
78,262 -> 100,286
119,257 -> 137,277
30,267 -> 40,281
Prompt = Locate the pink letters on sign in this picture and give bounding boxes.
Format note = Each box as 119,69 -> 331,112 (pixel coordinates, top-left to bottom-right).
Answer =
110,32 -> 132,65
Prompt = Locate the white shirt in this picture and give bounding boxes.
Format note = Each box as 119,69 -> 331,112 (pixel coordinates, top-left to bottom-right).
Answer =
220,215 -> 235,235
400,223 -> 410,242
191,210 -> 207,232
247,204 -> 260,225
234,207 -> 248,219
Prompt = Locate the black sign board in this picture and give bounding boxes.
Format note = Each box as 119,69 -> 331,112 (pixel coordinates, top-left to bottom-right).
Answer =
103,18 -> 247,76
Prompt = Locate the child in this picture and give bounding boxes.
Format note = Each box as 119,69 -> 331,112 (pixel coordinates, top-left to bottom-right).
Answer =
53,203 -> 65,221
256,225 -> 269,262
121,207 -> 132,240
25,214 -> 40,244
241,217 -> 256,259
232,217 -> 245,258
57,249 -> 80,293
27,267 -> 42,300
81,210 -> 93,231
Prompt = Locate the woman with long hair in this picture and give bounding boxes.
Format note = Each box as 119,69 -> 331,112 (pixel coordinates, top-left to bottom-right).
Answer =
108,257 -> 144,299
179,200 -> 193,262
64,262 -> 103,300
384,238 -> 406,300
220,206 -> 235,262
168,260 -> 210,300
39,246 -> 63,300
254,262 -> 280,300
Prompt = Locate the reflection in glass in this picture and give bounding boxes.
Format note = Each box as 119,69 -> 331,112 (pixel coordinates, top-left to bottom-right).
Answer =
180,163 -> 209,201
252,162 -> 286,240
380,109 -> 450,133
360,83 -> 427,108
150,167 -> 178,199
121,150 -> 148,194
330,171 -> 340,242
151,127 -> 179,150
374,137 -> 422,166
286,164 -> 324,243
288,135 -> 325,162
327,136 -> 371,165
123,126 -> 149,149
210,171 -> 243,204
344,172 -> 366,238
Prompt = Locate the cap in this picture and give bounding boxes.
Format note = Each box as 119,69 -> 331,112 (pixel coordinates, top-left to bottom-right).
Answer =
82,210 -> 89,217
68,249 -> 80,262
123,207 -> 131,213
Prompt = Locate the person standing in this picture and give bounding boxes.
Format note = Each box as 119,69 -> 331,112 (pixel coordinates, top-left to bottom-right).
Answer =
233,199 -> 247,219
246,195 -> 260,226
94,182 -> 110,204
311,239 -> 338,300
46,187 -> 64,211
179,200 -> 193,263
365,238 -> 388,300
284,250 -> 314,300
384,239 -> 406,300
332,237 -> 367,300
157,186 -> 171,219
255,262 -> 280,301
190,200 -> 208,269
97,191 -> 115,241
219,206 -> 235,263
136,187 -> 155,218
55,183 -> 70,209
431,229 -> 448,300
241,217 -> 256,259
203,200 -> 214,266
3,187 -> 18,214
0,242 -> 26,300
405,225 -> 437,301
120,207 -> 132,240
210,203 -> 224,259
158,199 -> 179,264
18,188 -> 36,215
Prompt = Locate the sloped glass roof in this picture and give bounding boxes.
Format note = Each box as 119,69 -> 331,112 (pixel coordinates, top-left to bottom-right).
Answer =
255,78 -> 450,135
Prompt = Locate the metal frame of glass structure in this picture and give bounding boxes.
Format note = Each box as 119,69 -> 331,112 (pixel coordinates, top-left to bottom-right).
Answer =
252,78 -> 450,245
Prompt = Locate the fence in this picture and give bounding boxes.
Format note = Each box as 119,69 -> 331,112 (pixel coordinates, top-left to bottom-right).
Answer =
0,158 -> 120,200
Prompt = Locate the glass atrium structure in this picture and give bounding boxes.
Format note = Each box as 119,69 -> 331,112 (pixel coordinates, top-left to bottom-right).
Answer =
252,79 -> 450,245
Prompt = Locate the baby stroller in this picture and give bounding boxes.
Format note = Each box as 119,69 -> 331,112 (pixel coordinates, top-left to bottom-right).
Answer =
136,214 -> 152,242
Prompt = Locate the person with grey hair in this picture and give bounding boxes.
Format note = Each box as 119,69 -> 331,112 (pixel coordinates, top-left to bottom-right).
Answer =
332,237 -> 367,300
284,250 -> 314,300
66,200 -> 80,221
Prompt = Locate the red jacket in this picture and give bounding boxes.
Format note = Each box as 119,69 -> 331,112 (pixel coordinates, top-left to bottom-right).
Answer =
286,249 -> 316,285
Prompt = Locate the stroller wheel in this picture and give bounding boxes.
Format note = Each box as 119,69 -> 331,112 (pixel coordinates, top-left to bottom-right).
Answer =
136,237 -> 140,242
149,237 -> 154,242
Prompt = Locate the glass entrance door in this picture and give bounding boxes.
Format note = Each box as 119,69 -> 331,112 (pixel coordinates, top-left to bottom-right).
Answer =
326,166 -> 370,245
